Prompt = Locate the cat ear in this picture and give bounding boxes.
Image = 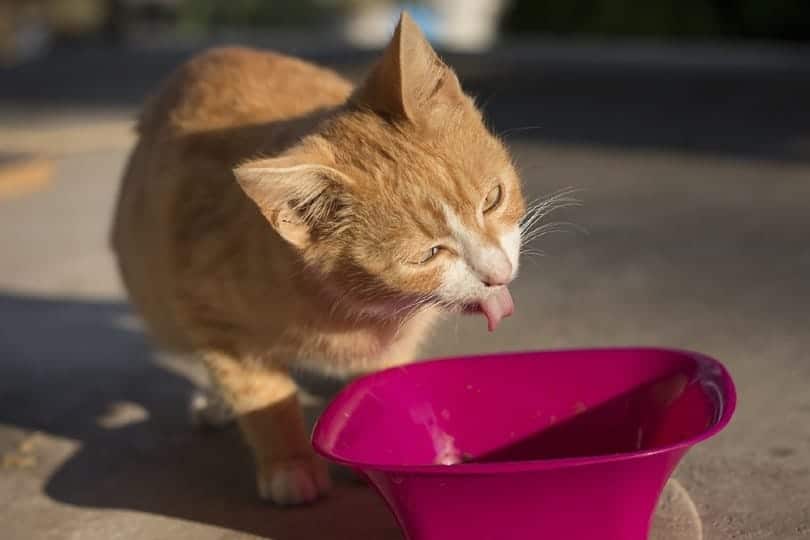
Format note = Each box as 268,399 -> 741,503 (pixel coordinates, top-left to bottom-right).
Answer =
354,11 -> 463,121
234,155 -> 350,249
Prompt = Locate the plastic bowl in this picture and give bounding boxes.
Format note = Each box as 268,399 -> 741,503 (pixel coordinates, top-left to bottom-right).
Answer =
312,348 -> 736,540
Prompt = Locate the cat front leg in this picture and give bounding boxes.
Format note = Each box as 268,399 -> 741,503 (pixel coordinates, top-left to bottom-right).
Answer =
241,392 -> 331,505
203,351 -> 331,505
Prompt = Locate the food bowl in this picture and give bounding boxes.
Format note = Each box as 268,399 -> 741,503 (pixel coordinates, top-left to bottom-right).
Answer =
312,348 -> 736,540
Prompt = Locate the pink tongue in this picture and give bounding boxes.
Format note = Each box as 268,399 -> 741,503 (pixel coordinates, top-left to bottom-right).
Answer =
480,287 -> 514,332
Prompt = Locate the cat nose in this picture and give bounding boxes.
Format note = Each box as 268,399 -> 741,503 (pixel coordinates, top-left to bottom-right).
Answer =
480,261 -> 513,287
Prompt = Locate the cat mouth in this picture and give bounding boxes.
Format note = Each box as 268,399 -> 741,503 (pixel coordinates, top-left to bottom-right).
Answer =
461,286 -> 514,333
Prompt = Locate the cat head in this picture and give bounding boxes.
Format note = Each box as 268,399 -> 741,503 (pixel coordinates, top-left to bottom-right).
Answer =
235,12 -> 525,331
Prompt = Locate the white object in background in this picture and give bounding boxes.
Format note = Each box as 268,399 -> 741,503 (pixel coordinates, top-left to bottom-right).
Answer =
341,2 -> 400,49
341,0 -> 510,52
431,0 -> 510,52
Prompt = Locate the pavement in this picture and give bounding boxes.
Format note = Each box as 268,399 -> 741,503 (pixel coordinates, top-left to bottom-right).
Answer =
1,39 -> 809,539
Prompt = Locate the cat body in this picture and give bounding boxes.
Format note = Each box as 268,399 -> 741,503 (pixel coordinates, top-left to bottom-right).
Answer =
112,13 -> 524,504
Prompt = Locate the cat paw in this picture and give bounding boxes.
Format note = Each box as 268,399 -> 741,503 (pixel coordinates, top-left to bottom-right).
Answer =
189,389 -> 234,429
257,457 -> 332,505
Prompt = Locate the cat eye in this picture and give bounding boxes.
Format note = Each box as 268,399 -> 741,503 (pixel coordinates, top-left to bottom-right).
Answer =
483,184 -> 503,213
412,246 -> 442,265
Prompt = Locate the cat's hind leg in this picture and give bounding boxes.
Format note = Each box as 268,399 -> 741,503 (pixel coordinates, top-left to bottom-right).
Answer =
189,386 -> 235,429
149,350 -> 233,428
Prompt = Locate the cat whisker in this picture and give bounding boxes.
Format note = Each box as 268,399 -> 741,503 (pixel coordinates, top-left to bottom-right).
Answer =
523,187 -> 583,213
519,248 -> 546,258
516,187 -> 585,262
530,186 -> 583,207
391,295 -> 435,338
498,125 -> 545,139
520,190 -> 583,234
521,188 -> 582,222
520,203 -> 581,235
521,221 -> 585,244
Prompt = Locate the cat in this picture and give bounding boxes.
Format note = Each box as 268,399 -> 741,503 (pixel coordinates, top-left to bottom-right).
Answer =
111,12 -> 526,505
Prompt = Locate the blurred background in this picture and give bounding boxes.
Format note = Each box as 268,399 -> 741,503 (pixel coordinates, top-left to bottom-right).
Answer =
1,2 -> 809,540
1,0 -> 809,62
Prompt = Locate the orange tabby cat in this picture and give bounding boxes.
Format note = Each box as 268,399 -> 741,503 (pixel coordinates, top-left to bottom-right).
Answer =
111,12 -> 525,505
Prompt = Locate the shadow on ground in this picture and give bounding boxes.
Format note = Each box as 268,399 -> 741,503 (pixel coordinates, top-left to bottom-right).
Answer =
0,291 -> 400,539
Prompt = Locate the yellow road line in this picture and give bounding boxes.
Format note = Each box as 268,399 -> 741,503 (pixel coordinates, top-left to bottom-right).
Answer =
0,154 -> 54,201
0,120 -> 135,156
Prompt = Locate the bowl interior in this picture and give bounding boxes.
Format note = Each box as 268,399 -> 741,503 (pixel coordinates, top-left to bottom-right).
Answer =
313,348 -> 734,469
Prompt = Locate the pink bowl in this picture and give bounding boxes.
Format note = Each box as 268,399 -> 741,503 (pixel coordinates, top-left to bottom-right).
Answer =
312,348 -> 736,540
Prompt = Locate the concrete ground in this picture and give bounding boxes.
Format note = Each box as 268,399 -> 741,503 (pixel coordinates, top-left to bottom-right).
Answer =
1,40 -> 809,539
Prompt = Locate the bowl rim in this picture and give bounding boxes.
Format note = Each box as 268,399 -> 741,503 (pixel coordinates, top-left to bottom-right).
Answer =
311,347 -> 737,475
